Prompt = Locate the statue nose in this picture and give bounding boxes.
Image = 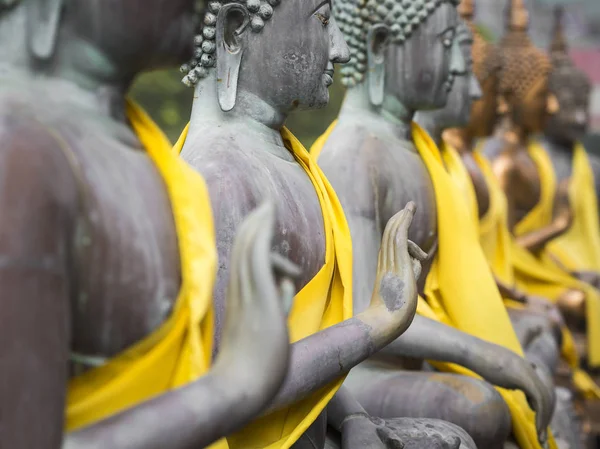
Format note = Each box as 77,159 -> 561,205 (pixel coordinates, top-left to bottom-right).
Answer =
330,18 -> 351,64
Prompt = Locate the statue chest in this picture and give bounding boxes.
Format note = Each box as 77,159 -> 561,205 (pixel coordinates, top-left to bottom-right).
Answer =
461,153 -> 490,219
511,151 -> 542,222
378,147 -> 438,252
62,132 -> 182,370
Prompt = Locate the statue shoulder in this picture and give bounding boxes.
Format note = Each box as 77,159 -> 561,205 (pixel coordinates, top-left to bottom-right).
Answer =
319,123 -> 390,182
0,107 -> 78,213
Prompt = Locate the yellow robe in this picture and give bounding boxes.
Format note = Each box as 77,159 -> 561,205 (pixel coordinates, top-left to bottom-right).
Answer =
176,125 -> 353,449
466,146 -> 600,399
66,101 -> 226,448
515,141 -> 600,371
312,121 -> 552,449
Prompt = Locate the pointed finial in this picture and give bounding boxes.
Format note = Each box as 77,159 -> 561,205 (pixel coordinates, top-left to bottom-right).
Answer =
458,0 -> 475,21
505,0 -> 529,32
550,6 -> 568,55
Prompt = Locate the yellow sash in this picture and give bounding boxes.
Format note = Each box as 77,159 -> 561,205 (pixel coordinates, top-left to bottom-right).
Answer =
440,142 -> 480,231
411,124 -> 554,449
65,102 -> 224,448
176,124 -> 353,449
515,141 -> 600,370
471,148 -> 600,397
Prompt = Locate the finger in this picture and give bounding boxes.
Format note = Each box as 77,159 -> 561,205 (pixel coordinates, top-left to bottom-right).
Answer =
396,201 -> 416,239
279,278 -> 296,317
407,240 -> 428,262
393,203 -> 416,268
425,239 -> 438,262
247,201 -> 278,303
411,259 -> 422,281
380,210 -> 399,269
271,253 -> 302,279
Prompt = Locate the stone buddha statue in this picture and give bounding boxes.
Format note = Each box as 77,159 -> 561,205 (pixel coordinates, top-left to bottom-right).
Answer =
418,0 -> 566,375
176,1 -> 478,448
313,0 -> 555,447
535,6 -> 600,370
414,6 -> 587,448
0,1 -> 301,448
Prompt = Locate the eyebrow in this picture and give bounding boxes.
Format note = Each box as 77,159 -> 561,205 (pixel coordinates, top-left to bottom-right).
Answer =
311,0 -> 331,15
436,26 -> 455,37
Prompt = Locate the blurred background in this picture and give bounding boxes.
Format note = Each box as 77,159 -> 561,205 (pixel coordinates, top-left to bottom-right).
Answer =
131,0 -> 600,151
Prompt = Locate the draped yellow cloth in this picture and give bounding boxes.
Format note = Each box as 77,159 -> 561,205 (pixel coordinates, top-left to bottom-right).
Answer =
313,121 -> 551,449
412,124 -> 554,449
65,101 -> 226,448
176,124 -> 353,449
514,141 -> 600,370
468,147 -> 600,398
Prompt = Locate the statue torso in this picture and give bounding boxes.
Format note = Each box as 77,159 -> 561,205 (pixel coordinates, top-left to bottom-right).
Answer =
484,136 -> 541,227
0,78 -> 181,371
460,151 -> 490,219
181,129 -> 326,347
319,119 -> 437,251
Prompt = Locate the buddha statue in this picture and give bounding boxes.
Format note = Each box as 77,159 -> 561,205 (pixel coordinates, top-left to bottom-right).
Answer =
484,0 -> 600,374
415,5 -> 588,447
415,14 -> 562,378
0,1 -> 301,448
175,1 -> 478,448
312,0 -> 555,447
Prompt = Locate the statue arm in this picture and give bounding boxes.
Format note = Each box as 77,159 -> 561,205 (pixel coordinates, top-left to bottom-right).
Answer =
495,276 -> 526,302
262,205 -> 424,414
380,314 -> 553,435
64,203 -> 294,449
515,223 -> 569,253
0,133 -> 75,449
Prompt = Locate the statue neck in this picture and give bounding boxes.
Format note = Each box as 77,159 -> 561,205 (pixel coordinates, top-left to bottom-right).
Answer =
340,82 -> 413,142
497,115 -> 529,148
415,113 -> 444,148
188,71 -> 290,157
0,5 -> 133,123
444,128 -> 473,154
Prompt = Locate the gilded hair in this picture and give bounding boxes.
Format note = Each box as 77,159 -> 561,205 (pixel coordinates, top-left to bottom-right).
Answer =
497,0 -> 551,100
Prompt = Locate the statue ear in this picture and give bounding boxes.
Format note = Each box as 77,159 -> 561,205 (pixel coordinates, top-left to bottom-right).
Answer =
216,3 -> 250,112
366,24 -> 390,107
27,0 -> 64,61
547,93 -> 560,115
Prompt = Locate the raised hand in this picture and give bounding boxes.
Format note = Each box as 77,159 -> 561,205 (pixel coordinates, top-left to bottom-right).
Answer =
214,201 -> 299,388
368,202 -> 427,343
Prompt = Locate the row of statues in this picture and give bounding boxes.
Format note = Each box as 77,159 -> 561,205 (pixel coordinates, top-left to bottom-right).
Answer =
0,0 -> 599,448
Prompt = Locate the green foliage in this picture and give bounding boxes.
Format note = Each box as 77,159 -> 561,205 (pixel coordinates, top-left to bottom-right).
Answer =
131,69 -> 348,148
475,23 -> 496,42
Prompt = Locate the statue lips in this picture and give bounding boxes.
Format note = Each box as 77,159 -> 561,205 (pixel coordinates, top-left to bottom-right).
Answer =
324,64 -> 335,87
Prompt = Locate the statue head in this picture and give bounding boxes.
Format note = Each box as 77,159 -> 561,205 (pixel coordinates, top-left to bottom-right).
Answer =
544,7 -> 591,144
497,0 -> 557,134
181,0 -> 350,113
1,0 -> 198,73
416,20 -> 481,131
335,0 -> 462,112
458,0 -> 502,138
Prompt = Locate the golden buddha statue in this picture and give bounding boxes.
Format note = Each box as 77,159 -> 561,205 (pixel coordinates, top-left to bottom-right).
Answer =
483,0 -> 600,375
446,0 -> 600,407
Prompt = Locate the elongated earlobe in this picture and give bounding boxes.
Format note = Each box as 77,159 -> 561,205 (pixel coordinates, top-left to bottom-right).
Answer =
27,0 -> 64,61
366,24 -> 390,107
216,3 -> 250,112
